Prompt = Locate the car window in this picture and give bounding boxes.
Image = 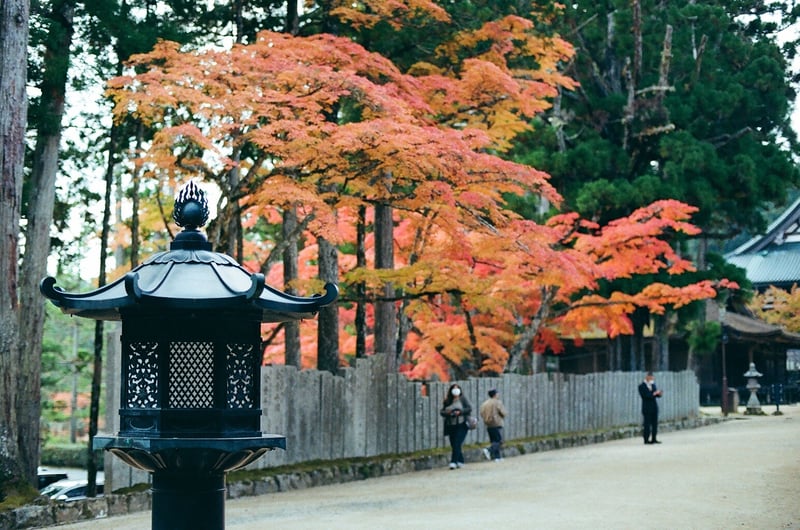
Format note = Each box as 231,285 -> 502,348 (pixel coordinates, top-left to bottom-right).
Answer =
40,484 -> 62,497
66,486 -> 86,499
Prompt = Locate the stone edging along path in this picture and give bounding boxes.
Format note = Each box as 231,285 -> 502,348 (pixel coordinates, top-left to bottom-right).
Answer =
6,415 -> 724,529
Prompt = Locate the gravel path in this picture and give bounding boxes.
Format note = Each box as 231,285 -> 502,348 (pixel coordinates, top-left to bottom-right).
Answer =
52,404 -> 800,530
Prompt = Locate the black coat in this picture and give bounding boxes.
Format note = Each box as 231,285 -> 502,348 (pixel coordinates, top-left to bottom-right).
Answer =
441,396 -> 472,436
638,382 -> 660,414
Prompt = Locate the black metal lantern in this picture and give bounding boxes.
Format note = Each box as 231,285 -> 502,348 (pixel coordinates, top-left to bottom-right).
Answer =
41,181 -> 337,529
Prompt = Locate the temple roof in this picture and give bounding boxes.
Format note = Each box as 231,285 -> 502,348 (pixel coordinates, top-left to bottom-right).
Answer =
726,196 -> 800,290
707,302 -> 800,345
41,181 -> 337,322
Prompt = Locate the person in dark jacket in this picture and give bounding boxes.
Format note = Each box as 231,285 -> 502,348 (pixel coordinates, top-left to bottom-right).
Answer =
441,383 -> 472,469
638,372 -> 663,444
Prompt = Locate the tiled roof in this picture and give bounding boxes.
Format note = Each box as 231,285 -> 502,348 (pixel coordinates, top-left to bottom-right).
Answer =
726,246 -> 800,287
726,196 -> 800,288
706,302 -> 800,344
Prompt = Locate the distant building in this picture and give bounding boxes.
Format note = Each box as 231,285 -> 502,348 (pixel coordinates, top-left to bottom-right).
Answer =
726,195 -> 800,291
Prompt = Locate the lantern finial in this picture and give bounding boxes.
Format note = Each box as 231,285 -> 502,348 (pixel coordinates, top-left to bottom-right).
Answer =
173,180 -> 209,230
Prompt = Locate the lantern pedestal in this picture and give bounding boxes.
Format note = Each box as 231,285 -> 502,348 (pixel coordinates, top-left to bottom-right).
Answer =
95,435 -> 285,530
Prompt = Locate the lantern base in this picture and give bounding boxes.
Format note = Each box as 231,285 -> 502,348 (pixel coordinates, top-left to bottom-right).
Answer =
95,434 -> 285,530
94,434 -> 286,473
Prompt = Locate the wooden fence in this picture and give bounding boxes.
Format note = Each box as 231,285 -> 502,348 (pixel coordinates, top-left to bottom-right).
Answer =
105,353 -> 699,488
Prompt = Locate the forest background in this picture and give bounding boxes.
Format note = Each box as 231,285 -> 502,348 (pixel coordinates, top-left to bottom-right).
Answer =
2,0 -> 799,500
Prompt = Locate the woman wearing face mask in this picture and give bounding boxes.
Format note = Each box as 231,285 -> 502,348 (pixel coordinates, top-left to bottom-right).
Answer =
441,383 -> 472,469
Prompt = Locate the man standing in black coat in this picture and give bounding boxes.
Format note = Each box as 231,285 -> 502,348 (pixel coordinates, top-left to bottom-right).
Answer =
638,372 -> 663,444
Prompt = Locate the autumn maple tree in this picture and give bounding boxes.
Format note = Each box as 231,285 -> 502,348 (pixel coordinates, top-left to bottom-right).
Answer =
106,5 -> 729,379
750,285 -> 800,333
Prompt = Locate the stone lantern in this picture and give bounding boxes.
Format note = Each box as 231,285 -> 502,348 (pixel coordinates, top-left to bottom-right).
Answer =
41,181 -> 337,529
743,362 -> 764,416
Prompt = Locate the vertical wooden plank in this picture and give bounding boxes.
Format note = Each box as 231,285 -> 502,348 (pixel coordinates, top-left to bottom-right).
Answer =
432,382 -> 445,449
417,381 -> 427,452
355,358 -> 371,456
386,372 -> 398,454
508,374 -> 521,442
397,374 -> 410,454
304,370 -> 324,461
536,373 -> 546,436
582,373 -> 591,431
369,354 -> 389,456
264,365 -> 295,466
332,372 -> 346,460
319,370 -> 341,460
342,366 -> 361,458
525,374 -> 534,438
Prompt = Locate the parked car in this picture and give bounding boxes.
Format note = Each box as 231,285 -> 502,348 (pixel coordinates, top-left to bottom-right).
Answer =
37,467 -> 68,491
40,479 -> 104,502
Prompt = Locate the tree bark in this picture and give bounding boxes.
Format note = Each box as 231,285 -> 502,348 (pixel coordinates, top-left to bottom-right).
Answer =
0,0 -> 30,493
355,206 -> 367,359
282,207 -> 301,367
653,312 -> 670,371
130,122 -> 144,267
317,236 -> 339,373
87,123 -> 117,498
18,0 -> 75,484
374,203 -> 396,371
284,0 -> 299,35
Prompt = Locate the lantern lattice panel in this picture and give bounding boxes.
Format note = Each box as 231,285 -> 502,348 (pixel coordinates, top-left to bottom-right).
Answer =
226,344 -> 254,408
168,341 -> 214,408
127,342 -> 159,408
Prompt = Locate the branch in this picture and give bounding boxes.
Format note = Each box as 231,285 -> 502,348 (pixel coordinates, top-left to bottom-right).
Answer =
260,211 -> 316,275
709,127 -> 752,148
155,184 -> 175,240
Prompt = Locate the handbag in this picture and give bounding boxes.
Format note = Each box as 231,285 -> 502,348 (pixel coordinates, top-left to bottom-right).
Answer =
466,415 -> 478,430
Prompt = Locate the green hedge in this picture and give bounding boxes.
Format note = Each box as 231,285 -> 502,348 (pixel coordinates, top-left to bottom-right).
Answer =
40,444 -> 104,470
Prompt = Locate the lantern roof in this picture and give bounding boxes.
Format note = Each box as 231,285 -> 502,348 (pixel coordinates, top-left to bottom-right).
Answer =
41,181 -> 337,322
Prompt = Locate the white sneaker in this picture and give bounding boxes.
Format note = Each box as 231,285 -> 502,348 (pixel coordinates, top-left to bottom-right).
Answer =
449,462 -> 457,470
482,448 -> 491,461
456,462 -> 465,468
493,458 -> 504,463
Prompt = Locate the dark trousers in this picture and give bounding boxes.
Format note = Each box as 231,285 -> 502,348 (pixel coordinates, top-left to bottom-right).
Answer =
487,426 -> 503,459
642,410 -> 658,442
448,424 -> 468,464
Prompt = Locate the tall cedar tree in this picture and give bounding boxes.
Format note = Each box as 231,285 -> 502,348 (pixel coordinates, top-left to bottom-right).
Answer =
18,0 -> 75,490
0,0 -> 31,496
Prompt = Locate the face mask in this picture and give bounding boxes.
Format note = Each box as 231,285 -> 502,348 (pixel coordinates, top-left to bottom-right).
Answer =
452,388 -> 461,396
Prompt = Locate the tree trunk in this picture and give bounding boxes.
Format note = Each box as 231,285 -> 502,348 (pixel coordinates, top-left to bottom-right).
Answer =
317,236 -> 339,373
282,207 -> 301,367
374,203 -> 396,371
18,0 -> 75,484
226,157 -> 243,261
87,122 -> 117,497
355,206 -> 367,359
0,0 -> 30,493
507,287 -> 552,374
652,312 -> 670,371
130,122 -> 144,267
284,0 -> 299,35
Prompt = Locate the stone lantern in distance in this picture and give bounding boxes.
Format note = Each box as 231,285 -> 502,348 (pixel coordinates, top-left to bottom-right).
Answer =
743,362 -> 765,416
41,181 -> 337,529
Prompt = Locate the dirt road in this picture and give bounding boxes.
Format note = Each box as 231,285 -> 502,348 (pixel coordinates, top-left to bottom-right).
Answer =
52,405 -> 800,530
